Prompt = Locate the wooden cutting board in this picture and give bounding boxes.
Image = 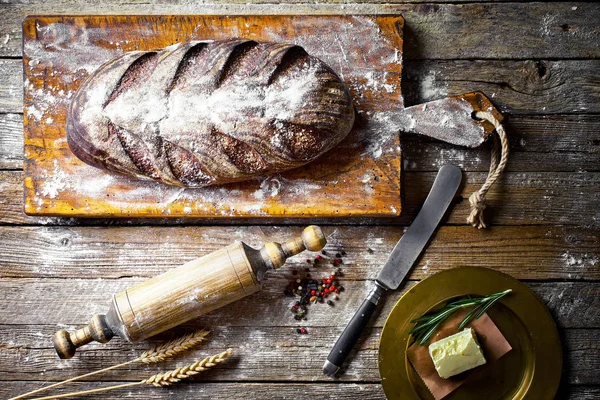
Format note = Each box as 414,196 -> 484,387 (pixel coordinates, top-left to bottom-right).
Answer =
23,15 -> 404,218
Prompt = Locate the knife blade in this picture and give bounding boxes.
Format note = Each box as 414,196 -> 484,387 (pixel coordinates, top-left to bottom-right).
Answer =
323,164 -> 462,376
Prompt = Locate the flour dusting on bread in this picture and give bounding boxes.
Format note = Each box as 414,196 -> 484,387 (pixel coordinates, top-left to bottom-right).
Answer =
67,39 -> 355,187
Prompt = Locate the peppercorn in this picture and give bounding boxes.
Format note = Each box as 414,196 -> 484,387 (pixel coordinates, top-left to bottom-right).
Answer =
300,327 -> 308,334
292,270 -> 298,276
341,250 -> 346,256
307,259 -> 312,264
294,315 -> 301,320
322,250 -> 328,255
316,254 -> 323,260
310,290 -> 316,296
327,300 -> 334,306
339,286 -> 345,292
335,253 -> 341,258
296,328 -> 302,334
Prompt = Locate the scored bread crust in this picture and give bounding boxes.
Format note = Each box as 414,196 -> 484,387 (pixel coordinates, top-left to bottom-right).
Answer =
66,39 -> 355,187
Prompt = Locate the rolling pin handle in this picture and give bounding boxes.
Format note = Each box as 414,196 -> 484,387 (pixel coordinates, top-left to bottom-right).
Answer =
53,314 -> 114,359
261,226 -> 326,269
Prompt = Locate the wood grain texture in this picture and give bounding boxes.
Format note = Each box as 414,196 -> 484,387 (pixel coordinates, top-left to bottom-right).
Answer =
4,113 -> 600,172
403,59 -> 600,115
0,225 -> 597,280
0,278 -> 596,329
1,382 -> 599,400
2,2 -> 600,59
22,15 -> 404,218
0,325 -> 596,383
0,113 -> 23,169
5,59 -> 600,115
2,170 -> 599,226
0,60 -> 21,113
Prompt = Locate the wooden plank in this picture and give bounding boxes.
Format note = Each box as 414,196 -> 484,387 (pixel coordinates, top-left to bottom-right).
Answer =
0,324 -> 595,383
3,170 -> 599,226
3,113 -> 600,172
0,113 -> 22,169
403,113 -> 600,173
0,277 -> 596,328
403,59 -> 600,115
0,60 -> 21,113
4,59 -> 600,115
1,382 -> 598,400
22,15 -> 403,219
560,386 -> 600,400
3,383 -> 386,400
2,3 -> 600,59
0,225 -> 597,280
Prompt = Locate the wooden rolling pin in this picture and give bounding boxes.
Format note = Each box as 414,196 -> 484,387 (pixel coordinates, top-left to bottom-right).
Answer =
54,226 -> 326,359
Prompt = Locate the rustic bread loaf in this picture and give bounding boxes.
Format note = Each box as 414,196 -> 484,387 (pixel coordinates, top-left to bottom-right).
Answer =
66,39 -> 355,187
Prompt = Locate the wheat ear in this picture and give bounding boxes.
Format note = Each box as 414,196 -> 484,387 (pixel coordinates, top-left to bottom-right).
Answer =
10,329 -> 209,400
30,349 -> 233,400
144,348 -> 233,387
138,330 -> 210,363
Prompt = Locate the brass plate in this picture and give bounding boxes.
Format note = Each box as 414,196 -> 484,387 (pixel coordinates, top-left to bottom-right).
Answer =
379,267 -> 562,400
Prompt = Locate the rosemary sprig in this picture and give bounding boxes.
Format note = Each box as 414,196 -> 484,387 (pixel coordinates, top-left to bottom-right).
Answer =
409,289 -> 512,345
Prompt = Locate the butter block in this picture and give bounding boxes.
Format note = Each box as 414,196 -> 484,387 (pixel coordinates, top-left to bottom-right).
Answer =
428,328 -> 486,379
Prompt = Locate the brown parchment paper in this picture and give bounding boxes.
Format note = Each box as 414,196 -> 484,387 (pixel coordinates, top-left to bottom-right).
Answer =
407,311 -> 512,400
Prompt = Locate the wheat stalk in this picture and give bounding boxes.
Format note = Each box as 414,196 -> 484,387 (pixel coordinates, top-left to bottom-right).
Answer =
30,349 -> 233,400
10,329 -> 209,400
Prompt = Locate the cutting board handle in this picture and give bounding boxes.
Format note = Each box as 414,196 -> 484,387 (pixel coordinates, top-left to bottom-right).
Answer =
396,91 -> 503,148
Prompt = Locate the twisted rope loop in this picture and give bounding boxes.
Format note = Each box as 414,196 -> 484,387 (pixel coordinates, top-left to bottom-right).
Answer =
467,111 -> 510,229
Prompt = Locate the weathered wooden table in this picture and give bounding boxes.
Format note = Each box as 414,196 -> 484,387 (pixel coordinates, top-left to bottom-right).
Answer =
0,1 -> 598,399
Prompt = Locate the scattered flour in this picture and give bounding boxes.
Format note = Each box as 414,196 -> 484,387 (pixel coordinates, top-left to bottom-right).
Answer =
561,251 -> 599,268
40,163 -> 70,199
420,71 -> 448,101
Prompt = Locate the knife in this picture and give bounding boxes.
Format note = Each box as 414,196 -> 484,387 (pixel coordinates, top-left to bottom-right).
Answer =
323,164 -> 463,376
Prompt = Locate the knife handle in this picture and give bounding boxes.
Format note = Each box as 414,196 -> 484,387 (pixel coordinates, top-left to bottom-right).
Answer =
323,283 -> 385,376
